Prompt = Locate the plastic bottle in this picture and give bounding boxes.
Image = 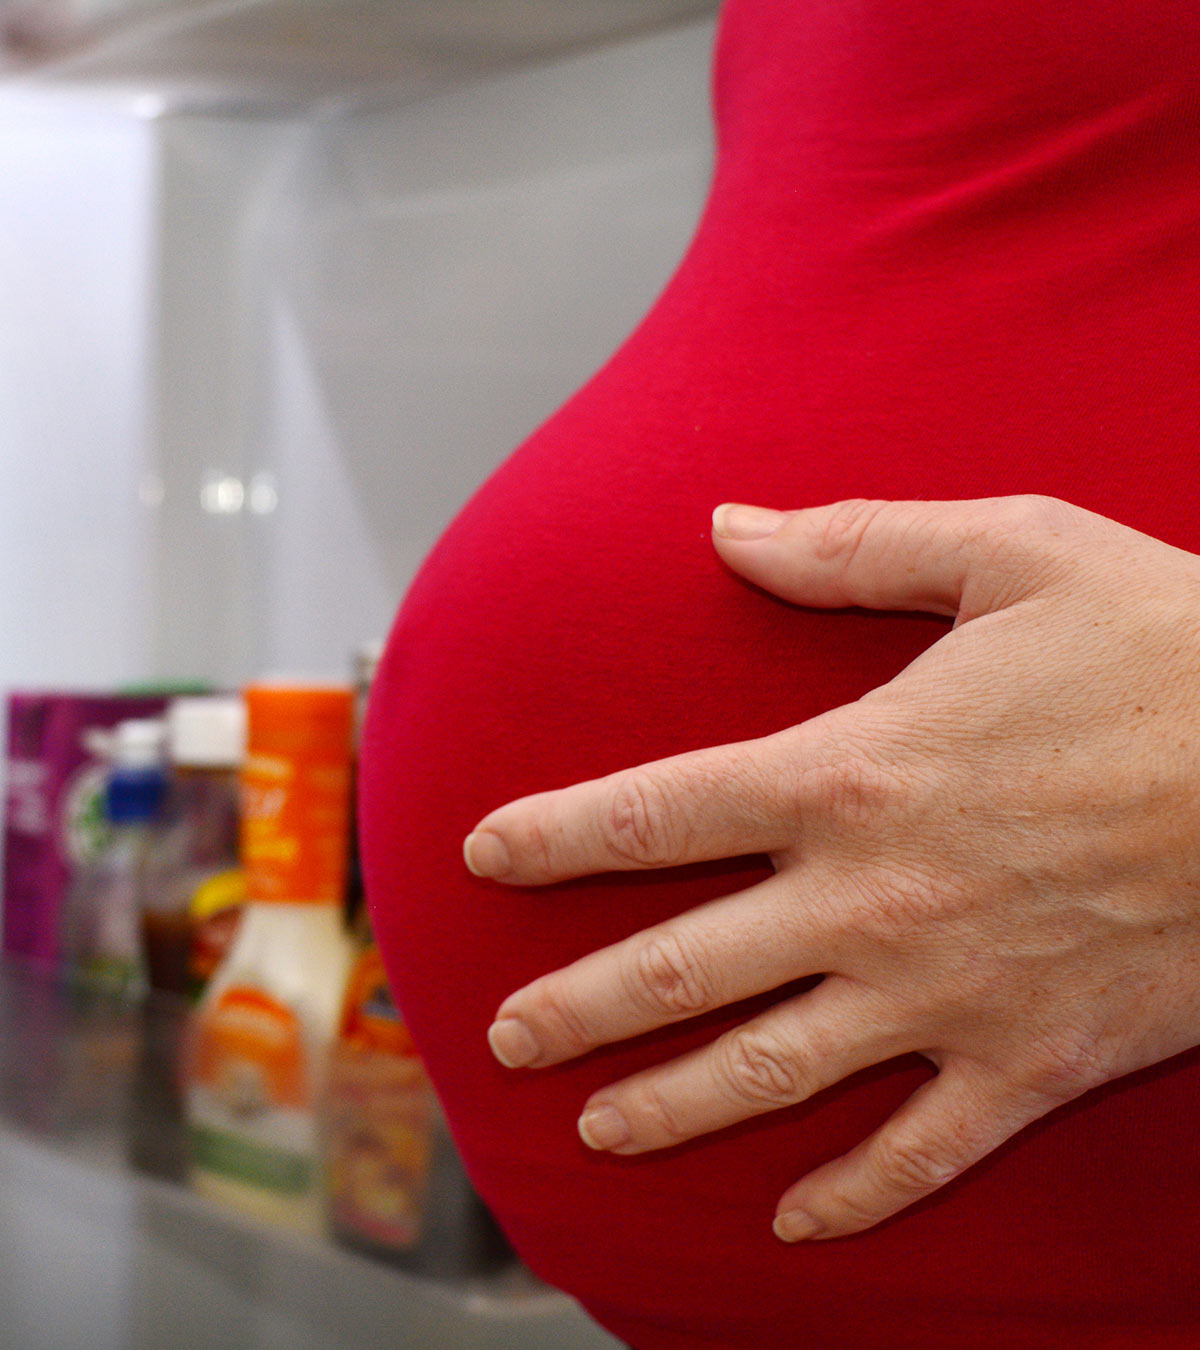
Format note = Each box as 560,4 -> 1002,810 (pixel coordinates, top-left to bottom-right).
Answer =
127,696 -> 247,1183
186,684 -> 355,1234
324,641 -> 436,1255
342,640 -> 383,933
61,718 -> 169,996
152,696 -> 247,1001
324,935 -> 438,1257
321,642 -> 509,1274
50,719 -> 167,1167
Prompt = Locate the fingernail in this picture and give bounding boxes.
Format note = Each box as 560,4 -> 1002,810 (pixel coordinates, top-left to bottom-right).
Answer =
773,1209 -> 826,1243
488,1017 -> 540,1068
578,1104 -> 632,1151
464,830 -> 512,879
712,503 -> 786,541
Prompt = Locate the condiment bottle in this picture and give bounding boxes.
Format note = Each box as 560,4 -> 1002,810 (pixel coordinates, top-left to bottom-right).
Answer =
128,697 -> 246,1182
324,937 -> 438,1258
150,695 -> 246,999
186,684 -> 355,1234
61,718 -> 169,995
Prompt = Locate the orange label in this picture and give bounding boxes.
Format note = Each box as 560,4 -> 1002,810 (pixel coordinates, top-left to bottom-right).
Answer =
240,751 -> 350,903
327,948 -> 434,1250
192,986 -> 309,1110
338,947 -> 418,1058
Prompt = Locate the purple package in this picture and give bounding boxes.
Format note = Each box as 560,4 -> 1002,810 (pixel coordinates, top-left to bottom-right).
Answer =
3,693 -> 167,969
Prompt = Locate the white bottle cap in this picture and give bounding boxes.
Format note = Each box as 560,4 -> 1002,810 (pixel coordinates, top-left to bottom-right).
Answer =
354,640 -> 384,689
167,696 -> 247,768
110,718 -> 167,769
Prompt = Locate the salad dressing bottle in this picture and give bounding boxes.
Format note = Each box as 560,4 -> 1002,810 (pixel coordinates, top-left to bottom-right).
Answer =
186,685 -> 355,1234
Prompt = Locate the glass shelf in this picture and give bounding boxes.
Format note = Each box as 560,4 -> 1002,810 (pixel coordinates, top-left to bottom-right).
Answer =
3,0 -> 720,106
0,958 -> 621,1349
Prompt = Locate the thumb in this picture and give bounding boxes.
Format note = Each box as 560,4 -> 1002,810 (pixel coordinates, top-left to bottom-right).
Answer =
711,495 -> 1081,619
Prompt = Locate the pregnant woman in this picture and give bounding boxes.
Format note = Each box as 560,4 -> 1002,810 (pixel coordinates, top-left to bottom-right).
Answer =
361,2 -> 1200,1345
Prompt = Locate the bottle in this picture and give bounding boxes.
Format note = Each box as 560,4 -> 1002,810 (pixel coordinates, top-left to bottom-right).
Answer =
146,696 -> 247,997
342,640 -> 383,933
61,718 -> 169,996
2,691 -> 169,972
52,719 -> 167,1164
326,642 -> 434,1256
322,643 -> 510,1274
324,933 -> 439,1258
186,684 -> 355,1234
153,696 -> 247,1001
127,696 -> 247,1183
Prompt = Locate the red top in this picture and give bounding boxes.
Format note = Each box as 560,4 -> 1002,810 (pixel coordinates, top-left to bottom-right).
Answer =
361,3 -> 1200,1344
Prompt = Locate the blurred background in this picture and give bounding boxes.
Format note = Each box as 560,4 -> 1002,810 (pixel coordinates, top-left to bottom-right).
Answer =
0,0 -> 717,690
0,2 -> 718,1346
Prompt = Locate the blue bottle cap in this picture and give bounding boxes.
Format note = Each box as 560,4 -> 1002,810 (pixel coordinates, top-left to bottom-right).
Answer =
106,768 -> 167,823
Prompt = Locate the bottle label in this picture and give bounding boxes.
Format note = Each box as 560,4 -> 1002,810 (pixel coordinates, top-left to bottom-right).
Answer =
60,761 -> 113,868
337,946 -> 418,1055
187,986 -> 315,1195
186,870 -> 246,1000
325,948 -> 435,1249
240,752 -> 350,904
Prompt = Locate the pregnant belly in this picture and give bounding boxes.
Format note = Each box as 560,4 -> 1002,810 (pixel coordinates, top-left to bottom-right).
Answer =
360,257 -> 1200,1347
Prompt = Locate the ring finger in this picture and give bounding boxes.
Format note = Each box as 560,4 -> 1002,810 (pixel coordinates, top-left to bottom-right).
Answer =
576,975 -> 912,1154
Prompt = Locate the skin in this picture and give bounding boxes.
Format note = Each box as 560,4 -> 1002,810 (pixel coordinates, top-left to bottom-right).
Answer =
463,495 -> 1200,1242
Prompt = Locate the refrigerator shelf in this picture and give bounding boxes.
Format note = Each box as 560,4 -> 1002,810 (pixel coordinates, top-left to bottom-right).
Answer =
0,957 -> 620,1349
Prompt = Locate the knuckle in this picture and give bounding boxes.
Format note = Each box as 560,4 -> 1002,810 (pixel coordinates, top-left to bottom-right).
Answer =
1012,493 -> 1075,533
604,770 -> 683,867
1025,1029 -> 1110,1103
802,747 -> 902,831
987,494 -> 1080,563
715,1027 -> 810,1109
523,975 -> 595,1056
629,1081 -> 689,1145
523,818 -> 556,875
874,1132 -> 958,1197
821,1185 -> 888,1233
812,499 -> 890,571
627,930 -> 714,1019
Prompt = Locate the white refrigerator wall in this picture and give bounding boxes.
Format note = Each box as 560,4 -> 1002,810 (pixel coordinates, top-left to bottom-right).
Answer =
253,21 -> 715,680
0,86 -> 159,690
0,17 -> 716,694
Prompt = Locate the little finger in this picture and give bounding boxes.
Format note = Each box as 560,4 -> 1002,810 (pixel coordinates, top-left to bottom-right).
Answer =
772,1060 -> 1036,1241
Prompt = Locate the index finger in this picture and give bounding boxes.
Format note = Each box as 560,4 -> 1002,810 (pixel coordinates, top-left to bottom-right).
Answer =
463,727 -> 818,885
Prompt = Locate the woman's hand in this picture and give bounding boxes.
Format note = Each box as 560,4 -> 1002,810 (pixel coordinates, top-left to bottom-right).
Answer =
464,496 -> 1200,1242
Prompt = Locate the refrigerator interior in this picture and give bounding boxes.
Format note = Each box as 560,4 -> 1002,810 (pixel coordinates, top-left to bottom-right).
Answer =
0,5 -> 718,1344
0,0 -> 718,691
0,4 -> 717,1345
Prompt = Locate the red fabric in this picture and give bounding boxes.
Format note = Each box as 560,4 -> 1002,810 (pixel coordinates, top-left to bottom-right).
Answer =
361,3 -> 1200,1345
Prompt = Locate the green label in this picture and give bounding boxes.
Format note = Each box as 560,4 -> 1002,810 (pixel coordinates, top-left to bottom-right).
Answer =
189,1124 -> 314,1196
